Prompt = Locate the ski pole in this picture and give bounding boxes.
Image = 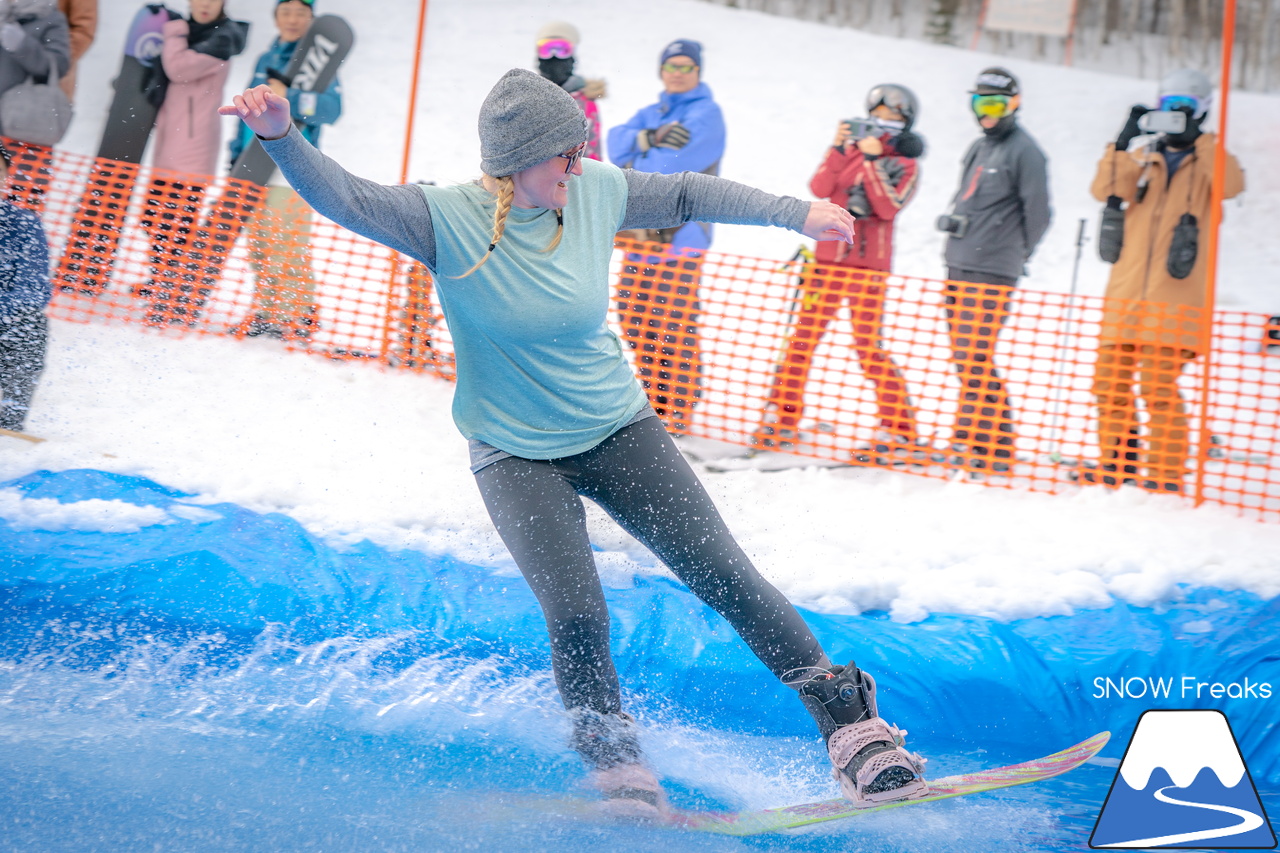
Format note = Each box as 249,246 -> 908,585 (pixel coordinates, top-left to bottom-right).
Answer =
1047,218 -> 1087,463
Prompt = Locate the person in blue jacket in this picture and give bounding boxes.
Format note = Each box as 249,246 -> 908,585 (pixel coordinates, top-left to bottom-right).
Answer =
607,39 -> 724,432
229,0 -> 342,340
0,142 -> 52,432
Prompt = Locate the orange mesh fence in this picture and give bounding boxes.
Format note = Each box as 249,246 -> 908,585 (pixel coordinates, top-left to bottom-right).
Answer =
608,237 -> 1280,521
14,142 -> 1280,521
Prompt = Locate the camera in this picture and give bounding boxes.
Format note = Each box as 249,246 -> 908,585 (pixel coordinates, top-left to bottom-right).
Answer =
842,117 -> 880,140
936,213 -> 969,238
1138,109 -> 1187,135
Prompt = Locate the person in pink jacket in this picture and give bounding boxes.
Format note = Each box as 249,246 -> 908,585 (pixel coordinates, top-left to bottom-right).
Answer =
140,0 -> 248,326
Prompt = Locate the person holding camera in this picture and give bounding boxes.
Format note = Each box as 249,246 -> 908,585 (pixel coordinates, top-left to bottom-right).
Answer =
754,84 -> 925,461
1084,69 -> 1244,494
936,66 -> 1050,473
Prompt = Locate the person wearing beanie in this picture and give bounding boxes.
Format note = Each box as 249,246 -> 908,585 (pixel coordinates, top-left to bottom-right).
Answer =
1084,69 -> 1244,494
606,39 -> 725,433
139,0 -> 248,327
754,83 -> 924,462
935,65 -> 1051,475
223,66 -> 929,818
533,20 -> 606,161
228,0 -> 342,341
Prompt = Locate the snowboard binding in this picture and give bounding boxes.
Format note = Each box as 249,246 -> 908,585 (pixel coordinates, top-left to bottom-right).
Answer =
795,662 -> 929,807
571,709 -> 667,820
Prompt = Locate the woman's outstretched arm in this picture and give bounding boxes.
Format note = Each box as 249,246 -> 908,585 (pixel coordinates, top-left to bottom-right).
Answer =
220,85 -> 439,268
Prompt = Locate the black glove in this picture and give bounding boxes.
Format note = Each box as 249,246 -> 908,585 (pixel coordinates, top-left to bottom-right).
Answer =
651,122 -> 691,150
1116,105 -> 1149,151
266,67 -> 293,87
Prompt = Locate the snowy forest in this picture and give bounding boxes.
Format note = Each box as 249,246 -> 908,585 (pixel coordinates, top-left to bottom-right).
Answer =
694,0 -> 1280,91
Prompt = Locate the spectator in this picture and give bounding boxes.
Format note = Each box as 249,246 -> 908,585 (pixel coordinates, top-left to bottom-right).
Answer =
754,84 -> 925,462
54,0 -> 92,101
533,21 -> 604,161
0,0 -> 69,209
607,39 -> 724,432
0,0 -> 69,120
936,66 -> 1050,473
0,142 -> 51,432
140,0 -> 247,326
1085,69 -> 1244,494
229,0 -> 340,340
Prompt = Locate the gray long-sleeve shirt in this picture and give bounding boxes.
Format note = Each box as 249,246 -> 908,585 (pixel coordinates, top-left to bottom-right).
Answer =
260,127 -> 810,458
943,121 -> 1052,280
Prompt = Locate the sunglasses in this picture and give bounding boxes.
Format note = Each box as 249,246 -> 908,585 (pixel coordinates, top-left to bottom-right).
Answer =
537,38 -> 574,60
557,141 -> 587,174
971,93 -> 1015,118
661,62 -> 697,74
1159,94 -> 1200,114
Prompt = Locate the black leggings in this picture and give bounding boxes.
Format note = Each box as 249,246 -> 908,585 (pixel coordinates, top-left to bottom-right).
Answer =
474,416 -> 826,715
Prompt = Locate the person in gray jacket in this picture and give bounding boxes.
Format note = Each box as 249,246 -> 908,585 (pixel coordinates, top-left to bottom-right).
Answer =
221,68 -> 930,818
936,66 -> 1050,473
0,0 -> 70,138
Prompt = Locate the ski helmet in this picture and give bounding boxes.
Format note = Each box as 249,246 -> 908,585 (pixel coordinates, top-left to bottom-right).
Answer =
865,84 -> 919,130
1158,69 -> 1212,118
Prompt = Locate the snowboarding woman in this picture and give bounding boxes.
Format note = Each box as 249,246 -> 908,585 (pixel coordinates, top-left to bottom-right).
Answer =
220,68 -> 928,817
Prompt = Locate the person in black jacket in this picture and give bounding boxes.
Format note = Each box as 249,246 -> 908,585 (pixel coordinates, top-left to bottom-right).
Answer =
936,66 -> 1051,473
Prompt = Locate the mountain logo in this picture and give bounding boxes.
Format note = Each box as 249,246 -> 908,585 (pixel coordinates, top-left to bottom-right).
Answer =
1090,709 -> 1276,849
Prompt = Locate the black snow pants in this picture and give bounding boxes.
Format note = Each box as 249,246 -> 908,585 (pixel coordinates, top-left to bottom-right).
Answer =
473,416 -> 827,716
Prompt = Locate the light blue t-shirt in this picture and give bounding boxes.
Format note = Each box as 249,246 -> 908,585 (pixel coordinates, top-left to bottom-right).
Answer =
420,159 -> 649,460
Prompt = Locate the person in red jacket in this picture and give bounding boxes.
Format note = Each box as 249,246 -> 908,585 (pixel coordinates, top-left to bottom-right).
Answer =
754,84 -> 925,461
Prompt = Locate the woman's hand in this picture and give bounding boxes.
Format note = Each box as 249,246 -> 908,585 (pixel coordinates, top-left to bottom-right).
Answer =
218,85 -> 292,140
801,201 -> 855,243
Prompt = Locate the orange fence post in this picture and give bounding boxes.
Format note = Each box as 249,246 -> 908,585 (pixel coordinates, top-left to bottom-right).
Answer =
1193,0 -> 1237,507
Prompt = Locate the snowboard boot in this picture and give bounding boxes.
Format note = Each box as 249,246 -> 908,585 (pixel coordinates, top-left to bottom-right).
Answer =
571,709 -> 667,820
797,662 -> 928,807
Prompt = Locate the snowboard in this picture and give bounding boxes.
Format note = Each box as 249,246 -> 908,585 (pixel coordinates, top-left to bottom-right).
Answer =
229,15 -> 354,184
187,15 -> 353,305
670,731 -> 1110,836
55,4 -> 172,294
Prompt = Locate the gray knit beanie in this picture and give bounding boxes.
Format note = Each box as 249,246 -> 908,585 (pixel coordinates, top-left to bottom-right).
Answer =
478,68 -> 590,177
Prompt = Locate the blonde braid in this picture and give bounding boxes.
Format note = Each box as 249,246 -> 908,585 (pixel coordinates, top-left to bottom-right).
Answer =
456,175 -> 515,278
455,176 -> 566,277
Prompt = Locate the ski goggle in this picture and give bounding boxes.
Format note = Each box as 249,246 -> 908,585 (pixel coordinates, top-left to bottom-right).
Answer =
536,38 -> 574,60
661,62 -> 697,74
1159,94 -> 1200,114
971,93 -> 1017,118
866,85 -> 911,116
557,141 -> 587,174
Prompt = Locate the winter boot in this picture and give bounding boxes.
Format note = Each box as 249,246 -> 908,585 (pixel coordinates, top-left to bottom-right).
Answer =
797,662 -> 928,807
571,709 -> 667,820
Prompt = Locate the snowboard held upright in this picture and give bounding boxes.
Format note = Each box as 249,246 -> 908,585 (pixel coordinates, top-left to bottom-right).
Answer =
192,14 -> 353,298
55,4 -> 170,294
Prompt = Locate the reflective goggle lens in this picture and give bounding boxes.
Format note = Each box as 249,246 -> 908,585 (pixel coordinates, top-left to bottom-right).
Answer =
661,62 -> 697,74
1159,94 -> 1199,113
537,38 -> 574,60
971,93 -> 1012,118
867,86 -> 908,114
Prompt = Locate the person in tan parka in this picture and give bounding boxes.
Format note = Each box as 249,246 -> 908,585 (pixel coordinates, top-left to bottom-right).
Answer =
1086,69 -> 1244,494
